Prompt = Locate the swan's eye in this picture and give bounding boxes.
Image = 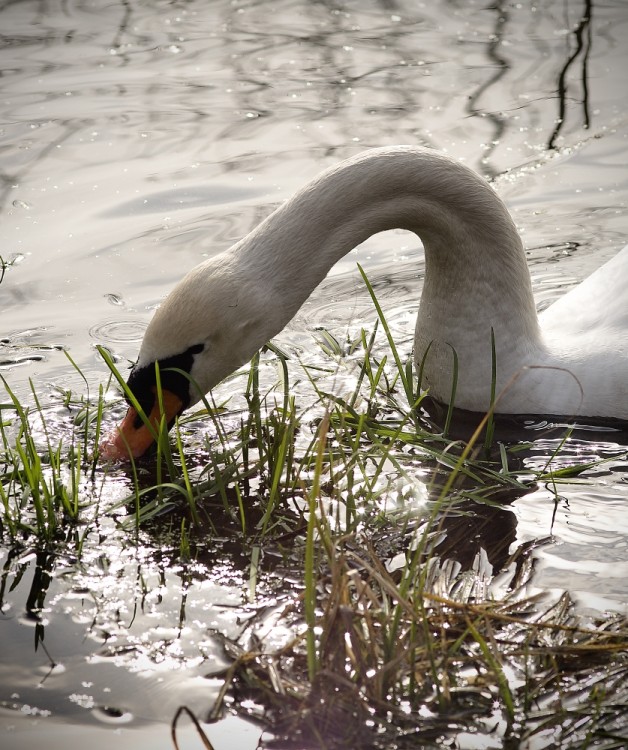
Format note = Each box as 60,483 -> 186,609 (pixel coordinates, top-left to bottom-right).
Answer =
125,343 -> 205,426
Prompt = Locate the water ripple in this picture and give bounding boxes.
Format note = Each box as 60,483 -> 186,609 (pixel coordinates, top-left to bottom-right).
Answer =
89,320 -> 147,345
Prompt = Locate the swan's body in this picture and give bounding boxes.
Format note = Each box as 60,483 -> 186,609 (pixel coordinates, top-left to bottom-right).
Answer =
100,146 -> 628,459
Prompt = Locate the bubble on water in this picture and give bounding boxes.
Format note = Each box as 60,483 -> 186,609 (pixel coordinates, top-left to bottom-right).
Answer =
104,293 -> 125,306
92,705 -> 134,724
12,199 -> 31,210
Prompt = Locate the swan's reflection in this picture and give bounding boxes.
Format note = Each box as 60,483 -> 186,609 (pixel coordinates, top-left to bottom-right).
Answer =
416,397 -> 628,583
431,496 -> 521,575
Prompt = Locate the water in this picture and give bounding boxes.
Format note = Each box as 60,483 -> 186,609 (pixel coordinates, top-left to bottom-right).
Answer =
1,0 -> 628,747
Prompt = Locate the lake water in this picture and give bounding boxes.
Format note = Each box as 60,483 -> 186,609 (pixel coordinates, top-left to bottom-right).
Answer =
1,0 -> 628,748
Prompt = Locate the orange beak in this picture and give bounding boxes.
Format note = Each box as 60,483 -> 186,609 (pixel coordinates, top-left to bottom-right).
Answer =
99,388 -> 184,461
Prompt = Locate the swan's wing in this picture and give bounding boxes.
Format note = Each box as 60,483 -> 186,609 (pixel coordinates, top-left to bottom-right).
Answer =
539,243 -> 628,335
532,244 -> 628,419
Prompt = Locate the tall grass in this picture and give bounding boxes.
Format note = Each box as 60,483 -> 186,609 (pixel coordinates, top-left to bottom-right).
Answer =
2,269 -> 626,750
213,529 -> 627,749
0,366 -> 107,544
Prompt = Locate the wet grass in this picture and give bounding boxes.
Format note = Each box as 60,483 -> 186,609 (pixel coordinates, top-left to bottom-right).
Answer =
1,280 -> 627,749
208,539 -> 627,749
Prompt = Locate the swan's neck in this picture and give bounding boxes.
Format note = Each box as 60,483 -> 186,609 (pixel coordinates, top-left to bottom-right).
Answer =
236,147 -> 539,406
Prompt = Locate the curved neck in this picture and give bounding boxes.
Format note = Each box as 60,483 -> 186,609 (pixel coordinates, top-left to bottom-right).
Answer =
237,147 -> 538,343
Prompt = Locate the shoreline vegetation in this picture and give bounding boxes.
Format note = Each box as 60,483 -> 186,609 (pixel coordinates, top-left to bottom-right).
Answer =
1,271 -> 627,749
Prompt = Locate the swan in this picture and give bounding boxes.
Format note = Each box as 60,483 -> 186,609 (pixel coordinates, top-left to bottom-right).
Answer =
100,145 -> 628,460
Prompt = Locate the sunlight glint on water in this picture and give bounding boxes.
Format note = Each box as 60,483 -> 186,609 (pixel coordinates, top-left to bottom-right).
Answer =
1,0 -> 628,747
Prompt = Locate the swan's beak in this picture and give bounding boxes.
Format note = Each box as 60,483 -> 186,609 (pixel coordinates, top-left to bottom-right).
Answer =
99,388 -> 184,461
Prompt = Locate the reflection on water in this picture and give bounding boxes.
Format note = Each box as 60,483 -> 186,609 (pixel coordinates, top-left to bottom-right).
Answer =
1,0 -> 626,382
548,0 -> 593,150
1,0 -> 628,747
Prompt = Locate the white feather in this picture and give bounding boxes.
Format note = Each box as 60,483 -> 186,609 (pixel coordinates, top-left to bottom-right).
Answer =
137,146 -> 628,421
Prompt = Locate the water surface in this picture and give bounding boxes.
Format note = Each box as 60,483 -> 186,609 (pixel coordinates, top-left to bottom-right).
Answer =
1,0 -> 628,747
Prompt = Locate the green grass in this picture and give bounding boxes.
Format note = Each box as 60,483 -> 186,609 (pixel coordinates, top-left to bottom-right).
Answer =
1,274 -> 627,749
209,537 -> 627,749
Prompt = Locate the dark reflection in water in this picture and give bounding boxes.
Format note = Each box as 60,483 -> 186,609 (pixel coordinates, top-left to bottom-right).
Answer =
422,394 -> 628,446
465,0 -> 510,177
0,0 -> 614,219
548,0 -> 592,149
434,500 -> 522,573
1,0 -> 628,747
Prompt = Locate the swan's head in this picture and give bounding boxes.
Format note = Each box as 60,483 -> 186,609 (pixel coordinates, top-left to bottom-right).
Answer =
98,341 -> 205,461
99,255 -> 269,461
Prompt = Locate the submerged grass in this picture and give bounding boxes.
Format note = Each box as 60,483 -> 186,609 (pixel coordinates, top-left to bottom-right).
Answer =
211,536 -> 627,749
1,273 -> 627,749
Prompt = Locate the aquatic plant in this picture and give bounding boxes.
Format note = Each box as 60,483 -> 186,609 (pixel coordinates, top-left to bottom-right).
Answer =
1,276 -> 626,750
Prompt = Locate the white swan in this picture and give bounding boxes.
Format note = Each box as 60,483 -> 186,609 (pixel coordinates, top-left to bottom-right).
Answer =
100,146 -> 628,460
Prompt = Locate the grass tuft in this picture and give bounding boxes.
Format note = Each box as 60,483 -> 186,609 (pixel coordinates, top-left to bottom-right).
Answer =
1,269 -> 626,748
